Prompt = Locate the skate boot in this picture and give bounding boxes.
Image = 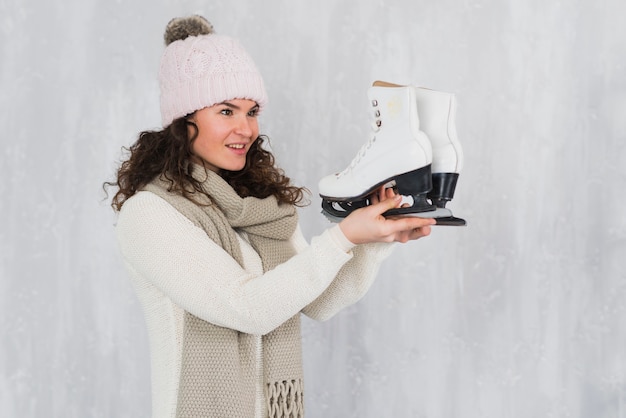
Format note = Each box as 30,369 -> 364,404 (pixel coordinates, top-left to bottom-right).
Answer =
414,86 -> 466,226
318,82 -> 453,222
373,81 -> 467,226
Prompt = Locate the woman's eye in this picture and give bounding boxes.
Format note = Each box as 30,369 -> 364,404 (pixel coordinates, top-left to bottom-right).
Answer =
220,108 -> 233,116
248,108 -> 259,117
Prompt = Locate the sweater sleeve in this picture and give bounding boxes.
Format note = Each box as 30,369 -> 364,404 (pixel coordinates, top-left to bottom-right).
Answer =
290,226 -> 396,321
115,191 -> 353,336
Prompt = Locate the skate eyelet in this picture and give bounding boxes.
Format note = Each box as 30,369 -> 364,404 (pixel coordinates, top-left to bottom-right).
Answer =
374,110 -> 381,117
376,120 -> 382,127
371,100 -> 378,107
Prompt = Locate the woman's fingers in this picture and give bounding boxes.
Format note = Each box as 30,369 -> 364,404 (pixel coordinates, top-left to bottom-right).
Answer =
339,188 -> 436,244
369,185 -> 391,205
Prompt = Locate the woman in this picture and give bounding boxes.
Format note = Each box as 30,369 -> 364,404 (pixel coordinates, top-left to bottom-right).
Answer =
107,15 -> 435,418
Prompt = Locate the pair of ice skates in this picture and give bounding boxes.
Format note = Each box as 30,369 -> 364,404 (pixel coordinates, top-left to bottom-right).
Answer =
318,81 -> 466,226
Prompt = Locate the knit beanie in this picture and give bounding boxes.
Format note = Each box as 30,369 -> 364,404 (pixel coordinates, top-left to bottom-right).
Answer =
158,15 -> 268,127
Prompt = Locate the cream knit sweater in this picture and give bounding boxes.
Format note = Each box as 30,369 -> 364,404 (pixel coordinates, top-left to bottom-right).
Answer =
116,191 -> 394,418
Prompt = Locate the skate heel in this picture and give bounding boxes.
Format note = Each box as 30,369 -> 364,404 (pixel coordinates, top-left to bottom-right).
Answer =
385,165 -> 435,215
394,165 -> 433,196
428,173 -> 459,208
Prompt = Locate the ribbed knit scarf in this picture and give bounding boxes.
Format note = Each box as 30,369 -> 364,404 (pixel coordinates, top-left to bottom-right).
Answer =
143,165 -> 304,418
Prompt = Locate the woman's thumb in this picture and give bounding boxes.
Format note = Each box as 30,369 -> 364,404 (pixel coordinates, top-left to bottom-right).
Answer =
370,194 -> 402,215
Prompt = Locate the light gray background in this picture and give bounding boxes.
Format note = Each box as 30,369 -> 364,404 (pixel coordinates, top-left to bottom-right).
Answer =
1,0 -> 625,417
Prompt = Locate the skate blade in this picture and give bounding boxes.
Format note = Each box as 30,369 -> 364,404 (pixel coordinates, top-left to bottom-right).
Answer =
391,208 -> 467,227
434,216 -> 467,226
321,210 -> 345,224
321,207 -> 467,226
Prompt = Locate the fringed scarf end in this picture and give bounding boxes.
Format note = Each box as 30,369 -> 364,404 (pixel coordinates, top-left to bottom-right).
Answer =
266,379 -> 304,418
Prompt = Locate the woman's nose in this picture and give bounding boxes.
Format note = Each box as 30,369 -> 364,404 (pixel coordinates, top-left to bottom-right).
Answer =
234,115 -> 253,137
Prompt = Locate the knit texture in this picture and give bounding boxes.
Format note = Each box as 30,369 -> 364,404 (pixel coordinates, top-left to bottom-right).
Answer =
143,165 -> 303,418
116,191 -> 398,417
159,33 -> 268,127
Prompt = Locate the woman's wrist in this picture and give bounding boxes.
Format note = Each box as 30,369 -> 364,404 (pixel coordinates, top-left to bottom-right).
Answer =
329,224 -> 356,253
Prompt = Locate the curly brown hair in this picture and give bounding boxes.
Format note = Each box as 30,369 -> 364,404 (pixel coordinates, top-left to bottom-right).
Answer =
104,116 -> 309,211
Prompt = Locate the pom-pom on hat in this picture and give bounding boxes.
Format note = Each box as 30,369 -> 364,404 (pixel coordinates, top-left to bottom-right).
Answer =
158,15 -> 268,127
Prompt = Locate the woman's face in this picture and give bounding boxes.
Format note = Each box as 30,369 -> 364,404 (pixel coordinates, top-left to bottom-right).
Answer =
189,99 -> 260,172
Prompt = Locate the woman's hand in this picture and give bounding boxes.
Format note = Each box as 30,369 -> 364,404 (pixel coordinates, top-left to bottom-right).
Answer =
338,186 -> 436,245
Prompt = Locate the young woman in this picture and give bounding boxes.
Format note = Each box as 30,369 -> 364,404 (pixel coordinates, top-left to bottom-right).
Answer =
107,15 -> 435,418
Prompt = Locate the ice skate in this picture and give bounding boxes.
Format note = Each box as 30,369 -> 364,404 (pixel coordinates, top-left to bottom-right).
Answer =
414,85 -> 466,226
370,81 -> 466,226
318,82 -> 454,223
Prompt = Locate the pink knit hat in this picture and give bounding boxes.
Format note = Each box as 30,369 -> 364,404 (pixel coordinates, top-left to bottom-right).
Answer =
158,16 -> 268,127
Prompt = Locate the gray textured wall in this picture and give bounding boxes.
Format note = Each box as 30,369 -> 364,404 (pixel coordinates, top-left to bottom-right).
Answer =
1,1 -> 625,417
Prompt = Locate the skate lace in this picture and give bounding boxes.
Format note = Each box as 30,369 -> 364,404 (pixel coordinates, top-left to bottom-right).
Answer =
338,105 -> 382,177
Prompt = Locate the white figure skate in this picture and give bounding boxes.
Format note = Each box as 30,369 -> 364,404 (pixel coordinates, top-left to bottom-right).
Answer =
414,85 -> 466,226
318,81 -> 454,223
